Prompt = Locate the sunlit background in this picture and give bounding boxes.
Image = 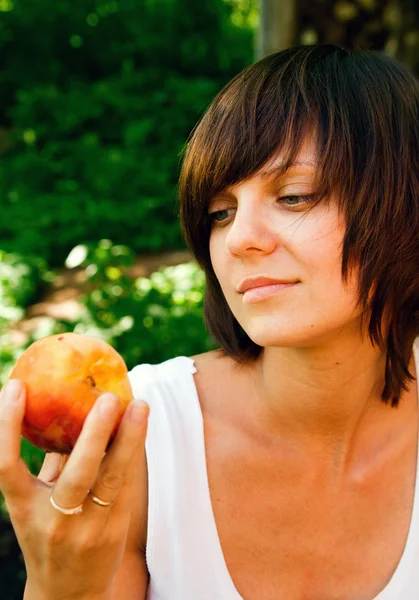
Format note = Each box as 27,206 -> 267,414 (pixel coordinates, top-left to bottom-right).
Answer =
1,0 -> 418,596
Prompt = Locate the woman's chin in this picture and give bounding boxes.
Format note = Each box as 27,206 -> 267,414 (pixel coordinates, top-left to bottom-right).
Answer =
246,328 -> 322,349
244,321 -> 352,350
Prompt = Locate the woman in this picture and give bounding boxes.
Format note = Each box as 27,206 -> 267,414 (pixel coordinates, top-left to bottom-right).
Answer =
1,44 -> 419,600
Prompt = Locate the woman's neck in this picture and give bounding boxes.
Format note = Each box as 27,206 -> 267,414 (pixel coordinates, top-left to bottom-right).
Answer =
248,333 -> 417,468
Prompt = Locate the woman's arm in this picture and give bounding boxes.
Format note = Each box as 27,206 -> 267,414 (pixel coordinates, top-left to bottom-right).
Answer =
111,548 -> 149,599
110,427 -> 150,599
0,379 -> 150,600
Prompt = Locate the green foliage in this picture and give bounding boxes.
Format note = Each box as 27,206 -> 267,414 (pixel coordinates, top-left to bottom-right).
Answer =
69,239 -> 217,368
0,251 -> 55,387
0,0 -> 254,266
0,250 -> 52,316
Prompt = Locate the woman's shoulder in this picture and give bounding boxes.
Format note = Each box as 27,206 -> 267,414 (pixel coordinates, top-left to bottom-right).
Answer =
127,350 -> 229,406
190,348 -> 238,389
128,348 -> 248,423
190,349 -> 252,419
128,349 -> 231,387
189,348 -> 231,372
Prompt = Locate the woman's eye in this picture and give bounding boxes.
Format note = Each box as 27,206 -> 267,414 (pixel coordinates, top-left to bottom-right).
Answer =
279,194 -> 315,209
207,209 -> 233,223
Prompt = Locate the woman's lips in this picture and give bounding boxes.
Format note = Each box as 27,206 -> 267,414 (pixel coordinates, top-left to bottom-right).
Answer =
242,282 -> 297,303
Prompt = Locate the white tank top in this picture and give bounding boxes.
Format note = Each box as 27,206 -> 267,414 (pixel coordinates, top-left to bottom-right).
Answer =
128,339 -> 419,600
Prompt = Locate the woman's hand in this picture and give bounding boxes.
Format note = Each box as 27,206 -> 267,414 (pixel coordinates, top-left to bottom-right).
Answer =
0,379 -> 149,600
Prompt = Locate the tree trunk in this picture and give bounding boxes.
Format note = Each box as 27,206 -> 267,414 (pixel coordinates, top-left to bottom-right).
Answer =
256,0 -> 297,58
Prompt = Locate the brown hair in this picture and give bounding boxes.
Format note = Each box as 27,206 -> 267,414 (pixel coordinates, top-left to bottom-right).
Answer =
179,44 -> 419,407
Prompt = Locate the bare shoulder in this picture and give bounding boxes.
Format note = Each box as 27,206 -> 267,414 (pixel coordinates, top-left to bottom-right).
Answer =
189,348 -> 228,369
189,349 -> 234,388
188,349 -> 249,417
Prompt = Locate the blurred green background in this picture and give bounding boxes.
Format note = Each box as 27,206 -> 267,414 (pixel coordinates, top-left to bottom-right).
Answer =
1,0 -> 418,597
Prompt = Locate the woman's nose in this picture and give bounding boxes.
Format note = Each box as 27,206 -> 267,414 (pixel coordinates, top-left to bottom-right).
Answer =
225,203 -> 278,257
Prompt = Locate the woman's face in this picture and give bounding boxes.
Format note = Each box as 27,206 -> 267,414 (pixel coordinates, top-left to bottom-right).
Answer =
208,137 -> 362,349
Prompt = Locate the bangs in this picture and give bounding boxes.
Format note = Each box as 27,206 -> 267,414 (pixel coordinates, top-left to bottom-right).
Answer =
179,44 -> 419,273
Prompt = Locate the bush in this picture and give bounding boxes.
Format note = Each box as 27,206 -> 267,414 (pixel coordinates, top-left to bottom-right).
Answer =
0,250 -> 54,387
68,239 -> 217,368
0,0 -> 254,265
0,250 -> 53,319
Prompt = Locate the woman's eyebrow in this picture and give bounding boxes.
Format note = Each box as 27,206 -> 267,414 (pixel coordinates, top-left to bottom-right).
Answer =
210,159 -> 317,200
259,160 -> 317,178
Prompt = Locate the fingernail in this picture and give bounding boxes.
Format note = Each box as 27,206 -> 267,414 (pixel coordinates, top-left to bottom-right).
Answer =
129,399 -> 148,424
4,380 -> 23,402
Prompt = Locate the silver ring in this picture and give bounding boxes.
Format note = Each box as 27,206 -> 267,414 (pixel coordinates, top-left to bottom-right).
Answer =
89,491 -> 114,508
49,493 -> 83,515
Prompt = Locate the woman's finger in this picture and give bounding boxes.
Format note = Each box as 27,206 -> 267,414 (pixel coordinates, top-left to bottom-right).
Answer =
50,392 -> 124,511
0,380 -> 33,502
38,453 -> 68,484
88,399 -> 149,510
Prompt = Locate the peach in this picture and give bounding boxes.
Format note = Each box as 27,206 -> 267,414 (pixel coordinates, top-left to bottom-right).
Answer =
9,332 -> 133,453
